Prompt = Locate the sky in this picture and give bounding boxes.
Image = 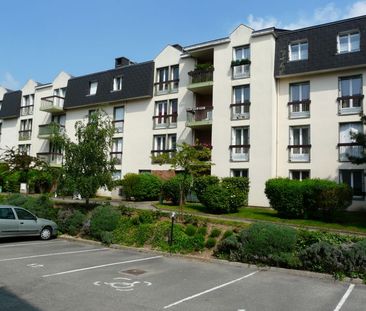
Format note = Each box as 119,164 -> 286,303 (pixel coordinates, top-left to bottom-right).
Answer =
1,0 -> 366,90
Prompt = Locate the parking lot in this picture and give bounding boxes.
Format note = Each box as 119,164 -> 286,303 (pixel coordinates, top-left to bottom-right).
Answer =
0,238 -> 364,311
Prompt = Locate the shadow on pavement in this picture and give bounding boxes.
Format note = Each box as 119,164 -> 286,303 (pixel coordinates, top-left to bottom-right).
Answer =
0,287 -> 41,311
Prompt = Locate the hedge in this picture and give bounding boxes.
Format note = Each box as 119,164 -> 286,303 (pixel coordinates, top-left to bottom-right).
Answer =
162,175 -> 192,205
265,178 -> 352,219
121,173 -> 162,201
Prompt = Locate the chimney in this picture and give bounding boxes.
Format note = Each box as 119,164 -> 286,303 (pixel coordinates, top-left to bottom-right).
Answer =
115,57 -> 134,68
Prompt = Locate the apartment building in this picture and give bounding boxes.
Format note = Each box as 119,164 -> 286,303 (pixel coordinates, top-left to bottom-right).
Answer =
0,15 -> 365,207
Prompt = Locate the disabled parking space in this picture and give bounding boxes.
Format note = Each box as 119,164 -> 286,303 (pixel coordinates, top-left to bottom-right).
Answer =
0,239 -> 365,311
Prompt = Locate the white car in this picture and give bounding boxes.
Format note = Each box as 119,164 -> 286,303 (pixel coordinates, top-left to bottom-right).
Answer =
0,205 -> 58,240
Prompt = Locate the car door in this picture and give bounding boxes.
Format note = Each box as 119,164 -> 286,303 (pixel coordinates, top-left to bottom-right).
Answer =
14,208 -> 39,236
0,207 -> 18,237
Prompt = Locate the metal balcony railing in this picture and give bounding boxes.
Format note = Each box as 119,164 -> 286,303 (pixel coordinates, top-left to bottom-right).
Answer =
153,113 -> 177,129
230,145 -> 250,162
288,145 -> 311,162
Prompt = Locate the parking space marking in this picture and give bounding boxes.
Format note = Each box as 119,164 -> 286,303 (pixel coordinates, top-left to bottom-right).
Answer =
0,248 -> 109,262
42,255 -> 163,278
0,241 -> 64,248
163,270 -> 258,309
93,277 -> 152,292
334,284 -> 355,311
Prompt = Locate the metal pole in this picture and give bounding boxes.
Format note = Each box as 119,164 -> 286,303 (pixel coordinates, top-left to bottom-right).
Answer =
169,212 -> 176,253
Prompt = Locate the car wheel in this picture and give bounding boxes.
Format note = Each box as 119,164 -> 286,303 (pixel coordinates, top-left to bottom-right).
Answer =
40,227 -> 52,240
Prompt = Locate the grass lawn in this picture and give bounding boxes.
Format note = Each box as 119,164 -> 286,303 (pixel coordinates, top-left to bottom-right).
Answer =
155,203 -> 366,234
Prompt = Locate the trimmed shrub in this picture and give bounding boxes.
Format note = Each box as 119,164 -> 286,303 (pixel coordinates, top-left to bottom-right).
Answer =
57,209 -> 86,236
120,173 -> 140,200
222,177 -> 250,207
90,205 -> 120,239
197,226 -> 208,236
209,228 -> 222,238
200,184 -> 231,214
185,224 -> 197,236
205,237 -> 217,249
162,175 -> 192,205
193,175 -> 220,202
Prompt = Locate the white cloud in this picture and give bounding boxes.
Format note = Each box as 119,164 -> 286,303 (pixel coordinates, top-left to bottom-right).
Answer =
0,72 -> 20,90
246,1 -> 366,30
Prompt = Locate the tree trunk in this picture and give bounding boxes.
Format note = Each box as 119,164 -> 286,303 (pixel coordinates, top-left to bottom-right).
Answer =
85,197 -> 90,206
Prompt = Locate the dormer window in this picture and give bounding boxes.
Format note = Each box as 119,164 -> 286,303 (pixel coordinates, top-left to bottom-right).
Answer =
338,31 -> 360,54
89,81 -> 98,95
289,41 -> 308,61
113,76 -> 122,91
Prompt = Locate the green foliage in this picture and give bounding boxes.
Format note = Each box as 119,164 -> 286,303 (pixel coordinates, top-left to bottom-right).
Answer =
90,205 -> 120,239
121,173 -> 162,201
205,237 -> 217,249
162,175 -> 192,205
197,226 -> 208,236
185,224 -> 197,236
193,175 -> 220,202
194,63 -> 214,71
265,178 -> 352,219
57,209 -> 86,236
100,231 -> 114,245
60,110 -> 116,204
209,228 -> 222,238
200,184 -> 231,214
222,177 -> 250,208
222,230 -> 234,239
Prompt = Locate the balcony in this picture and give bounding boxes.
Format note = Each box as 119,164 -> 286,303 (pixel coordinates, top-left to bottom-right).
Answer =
151,149 -> 176,163
186,106 -> 213,128
288,100 -> 310,119
338,143 -> 363,162
37,152 -> 63,167
230,145 -> 250,162
187,68 -> 214,94
110,151 -> 122,165
20,105 -> 34,116
231,60 -> 251,79
337,95 -> 364,115
230,102 -> 250,120
19,130 -> 32,141
113,120 -> 124,134
153,113 -> 177,129
40,96 -> 65,113
288,145 -> 311,162
38,123 -> 65,139
154,80 -> 179,96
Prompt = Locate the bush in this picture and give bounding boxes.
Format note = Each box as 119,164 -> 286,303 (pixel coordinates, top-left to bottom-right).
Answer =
222,177 -> 250,208
200,184 -> 231,214
121,173 -> 162,201
162,175 -> 192,205
209,228 -> 222,238
222,230 -> 234,239
265,178 -> 352,219
90,205 -> 120,239
193,175 -> 220,202
100,231 -> 114,245
205,237 -> 217,249
215,234 -> 241,257
185,224 -> 197,236
57,209 -> 86,236
197,226 -> 208,236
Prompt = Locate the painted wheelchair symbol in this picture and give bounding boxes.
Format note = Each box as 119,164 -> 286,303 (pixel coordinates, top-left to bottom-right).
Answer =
93,277 -> 152,292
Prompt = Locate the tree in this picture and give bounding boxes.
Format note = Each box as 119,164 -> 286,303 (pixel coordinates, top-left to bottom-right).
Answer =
349,114 -> 366,164
56,110 -> 116,205
152,142 -> 213,214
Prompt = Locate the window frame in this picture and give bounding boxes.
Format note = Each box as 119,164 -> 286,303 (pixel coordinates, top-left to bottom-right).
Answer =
112,76 -> 123,92
337,30 -> 360,54
88,81 -> 98,96
339,169 -> 364,200
289,40 -> 308,61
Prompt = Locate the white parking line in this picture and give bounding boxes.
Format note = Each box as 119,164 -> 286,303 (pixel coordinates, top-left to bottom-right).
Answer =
334,284 -> 355,311
0,241 -> 64,248
42,255 -> 163,278
0,248 -> 109,262
163,271 -> 258,309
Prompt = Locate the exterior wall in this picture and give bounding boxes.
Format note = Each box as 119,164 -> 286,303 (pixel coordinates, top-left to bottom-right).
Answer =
277,68 -> 366,208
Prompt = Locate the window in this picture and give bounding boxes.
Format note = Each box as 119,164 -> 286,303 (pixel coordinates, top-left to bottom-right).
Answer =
230,127 -> 250,161
113,76 -> 123,91
112,170 -> 122,181
231,169 -> 248,178
171,65 -> 179,91
111,138 -> 123,165
15,208 -> 36,220
53,88 -> 66,107
338,75 -> 363,114
18,144 -> 31,155
113,106 -> 124,133
339,122 -> 363,162
0,208 -> 15,220
152,134 -> 176,162
340,170 -> 364,199
88,109 -> 97,122
21,94 -> 34,116
232,45 -> 250,79
19,119 -> 32,141
156,67 -> 169,94
155,66 -> 179,94
289,82 -> 310,118
232,85 -> 250,119
338,31 -> 360,54
290,170 -> 310,180
52,114 -> 66,126
289,41 -> 308,61
289,126 -> 310,162
89,81 -> 98,95
153,99 -> 178,129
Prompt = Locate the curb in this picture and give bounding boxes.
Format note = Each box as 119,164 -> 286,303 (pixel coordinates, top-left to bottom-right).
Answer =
59,235 -> 365,286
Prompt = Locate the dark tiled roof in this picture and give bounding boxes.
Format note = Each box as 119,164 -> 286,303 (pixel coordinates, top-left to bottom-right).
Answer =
275,15 -> 366,77
0,91 -> 22,119
64,61 -> 154,109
